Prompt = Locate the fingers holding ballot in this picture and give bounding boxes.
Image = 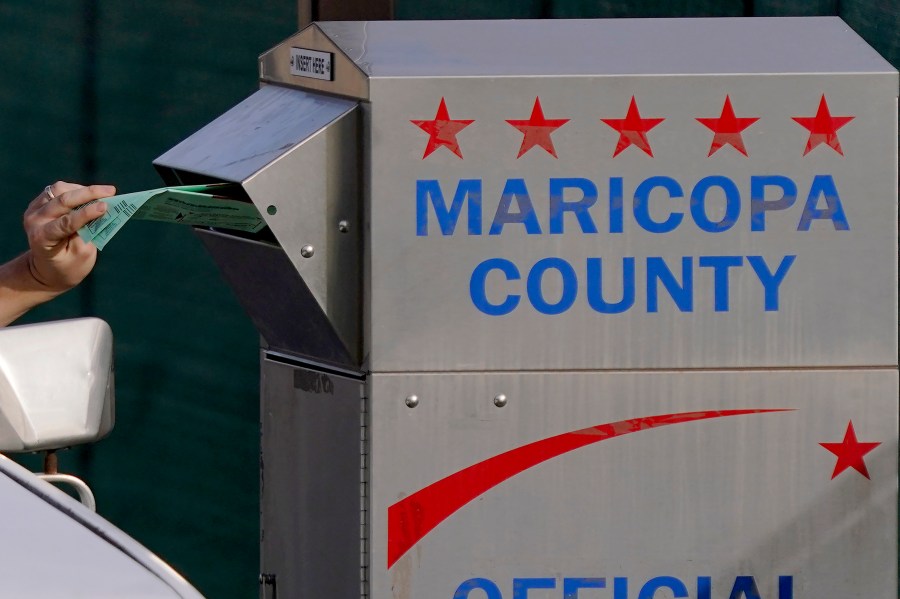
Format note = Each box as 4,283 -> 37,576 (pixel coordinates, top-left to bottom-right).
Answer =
0,182 -> 115,326
24,181 -> 115,291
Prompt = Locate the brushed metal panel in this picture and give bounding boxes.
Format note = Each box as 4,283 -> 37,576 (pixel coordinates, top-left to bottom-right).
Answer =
368,369 -> 898,598
154,85 -> 357,184
315,18 -> 896,78
260,356 -> 363,599
243,106 -> 362,364
366,73 -> 898,371
195,229 -> 354,366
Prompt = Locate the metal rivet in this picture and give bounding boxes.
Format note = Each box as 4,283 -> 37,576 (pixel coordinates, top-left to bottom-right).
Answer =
405,395 -> 419,408
300,245 -> 315,258
266,205 -> 277,215
493,394 -> 508,408
338,220 -> 350,233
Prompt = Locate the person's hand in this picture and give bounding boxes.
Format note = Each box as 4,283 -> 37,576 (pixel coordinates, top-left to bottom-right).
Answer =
23,181 -> 115,292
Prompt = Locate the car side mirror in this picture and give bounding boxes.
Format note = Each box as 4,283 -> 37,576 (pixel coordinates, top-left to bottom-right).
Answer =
0,318 -> 114,453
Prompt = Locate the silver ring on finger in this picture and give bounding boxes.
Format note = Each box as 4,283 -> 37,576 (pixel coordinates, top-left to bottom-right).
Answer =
44,185 -> 55,200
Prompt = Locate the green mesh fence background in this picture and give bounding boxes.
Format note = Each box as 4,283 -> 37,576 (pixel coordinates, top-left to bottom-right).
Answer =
397,0 -> 898,67
0,2 -> 295,597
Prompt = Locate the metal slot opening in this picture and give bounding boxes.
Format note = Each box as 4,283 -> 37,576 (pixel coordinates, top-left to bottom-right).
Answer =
154,166 -> 279,245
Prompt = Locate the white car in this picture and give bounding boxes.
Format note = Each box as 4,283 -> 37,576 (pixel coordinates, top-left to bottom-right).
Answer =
0,318 -> 204,598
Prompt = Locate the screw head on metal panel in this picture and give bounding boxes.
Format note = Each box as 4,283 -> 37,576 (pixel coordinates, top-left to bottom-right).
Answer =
266,205 -> 277,215
493,394 -> 508,408
405,394 -> 419,408
300,245 -> 315,258
338,220 -> 350,233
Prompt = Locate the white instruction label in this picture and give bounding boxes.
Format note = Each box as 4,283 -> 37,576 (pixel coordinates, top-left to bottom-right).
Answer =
289,47 -> 333,81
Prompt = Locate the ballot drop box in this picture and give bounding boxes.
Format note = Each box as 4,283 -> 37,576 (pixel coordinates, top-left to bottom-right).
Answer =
154,18 -> 898,599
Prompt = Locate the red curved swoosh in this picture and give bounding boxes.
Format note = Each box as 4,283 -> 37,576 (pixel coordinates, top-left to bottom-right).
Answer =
387,408 -> 791,568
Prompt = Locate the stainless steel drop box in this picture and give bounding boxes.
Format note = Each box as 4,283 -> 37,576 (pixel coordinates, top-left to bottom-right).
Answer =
155,18 -> 898,599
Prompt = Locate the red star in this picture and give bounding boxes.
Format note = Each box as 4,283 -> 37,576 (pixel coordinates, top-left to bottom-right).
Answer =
506,97 -> 569,159
411,98 -> 474,159
792,95 -> 854,156
696,95 -> 759,157
820,421 -> 880,480
601,96 -> 664,158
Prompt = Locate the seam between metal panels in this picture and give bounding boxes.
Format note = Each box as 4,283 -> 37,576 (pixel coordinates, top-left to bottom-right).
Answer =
369,365 -> 899,376
264,350 -> 366,380
360,382 -> 369,599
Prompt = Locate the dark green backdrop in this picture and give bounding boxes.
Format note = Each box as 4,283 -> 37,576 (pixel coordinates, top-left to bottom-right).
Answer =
0,2 -> 895,598
0,3 -> 295,597
397,0 -> 899,70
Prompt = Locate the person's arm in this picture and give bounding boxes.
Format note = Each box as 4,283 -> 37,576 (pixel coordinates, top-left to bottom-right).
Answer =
0,182 -> 115,326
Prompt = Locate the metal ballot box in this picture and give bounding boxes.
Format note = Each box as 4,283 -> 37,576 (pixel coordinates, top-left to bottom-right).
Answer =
154,18 -> 898,599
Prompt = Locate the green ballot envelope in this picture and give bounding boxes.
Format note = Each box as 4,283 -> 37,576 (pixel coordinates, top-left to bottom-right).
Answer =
76,183 -> 265,250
